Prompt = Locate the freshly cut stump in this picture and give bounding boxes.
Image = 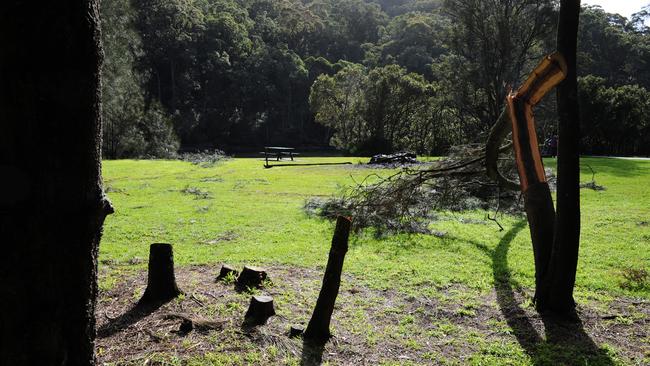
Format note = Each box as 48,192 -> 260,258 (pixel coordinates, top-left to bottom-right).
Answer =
138,243 -> 182,306
236,265 -> 267,288
216,264 -> 239,281
244,295 -> 275,326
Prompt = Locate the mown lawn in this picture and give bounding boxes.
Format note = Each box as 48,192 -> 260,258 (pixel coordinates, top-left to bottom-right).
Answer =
99,156 -> 649,365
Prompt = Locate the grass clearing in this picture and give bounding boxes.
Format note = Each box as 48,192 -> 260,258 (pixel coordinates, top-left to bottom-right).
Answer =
99,157 -> 650,365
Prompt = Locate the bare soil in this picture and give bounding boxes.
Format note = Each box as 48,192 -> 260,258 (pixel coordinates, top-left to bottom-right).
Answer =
96,265 -> 649,365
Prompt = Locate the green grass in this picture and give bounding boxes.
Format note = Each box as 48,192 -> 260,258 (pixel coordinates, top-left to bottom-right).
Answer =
99,156 -> 649,365
101,157 -> 650,301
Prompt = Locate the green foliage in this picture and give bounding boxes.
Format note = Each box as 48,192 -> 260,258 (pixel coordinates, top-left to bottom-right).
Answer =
579,6 -> 650,89
100,0 -> 650,156
442,0 -> 556,131
578,75 -> 650,156
310,64 -> 460,154
101,0 -> 179,158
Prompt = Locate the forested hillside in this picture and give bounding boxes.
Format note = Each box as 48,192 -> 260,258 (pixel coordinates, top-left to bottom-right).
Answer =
101,0 -> 650,157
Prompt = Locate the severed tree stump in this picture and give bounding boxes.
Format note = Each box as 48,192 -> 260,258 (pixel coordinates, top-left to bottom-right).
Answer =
304,216 -> 352,344
244,295 -> 275,325
236,265 -> 268,289
138,243 -> 182,306
216,264 -> 239,281
289,324 -> 304,338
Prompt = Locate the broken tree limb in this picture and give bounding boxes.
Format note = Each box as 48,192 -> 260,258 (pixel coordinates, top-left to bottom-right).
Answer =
304,216 -> 352,344
138,243 -> 182,306
163,313 -> 226,333
485,107 -> 520,192
507,52 -> 566,192
505,52 -> 567,307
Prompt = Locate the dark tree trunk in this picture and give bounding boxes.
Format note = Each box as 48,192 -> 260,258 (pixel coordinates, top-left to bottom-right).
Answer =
0,1 -> 110,365
304,216 -> 352,344
538,0 -> 582,314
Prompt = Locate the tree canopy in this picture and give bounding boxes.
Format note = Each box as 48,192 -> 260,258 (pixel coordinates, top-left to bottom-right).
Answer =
101,0 -> 650,157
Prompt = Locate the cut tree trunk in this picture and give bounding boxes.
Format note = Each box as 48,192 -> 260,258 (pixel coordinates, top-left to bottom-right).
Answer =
216,264 -> 239,281
0,1 -> 110,364
244,295 -> 276,326
289,325 -> 305,338
237,265 -> 268,289
138,243 -> 182,306
304,216 -> 352,344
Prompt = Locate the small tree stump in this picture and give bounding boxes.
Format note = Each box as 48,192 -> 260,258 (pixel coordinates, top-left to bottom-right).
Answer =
216,264 -> 239,281
244,295 -> 275,325
289,324 -> 304,338
304,216 -> 352,344
138,243 -> 182,306
236,265 -> 268,288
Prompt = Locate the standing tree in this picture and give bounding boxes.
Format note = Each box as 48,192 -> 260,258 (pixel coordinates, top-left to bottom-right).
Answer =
539,0 -> 581,314
486,0 -> 581,316
0,1 -> 111,365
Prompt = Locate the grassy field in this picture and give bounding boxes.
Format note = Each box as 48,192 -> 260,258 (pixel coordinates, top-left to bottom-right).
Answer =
98,157 -> 649,365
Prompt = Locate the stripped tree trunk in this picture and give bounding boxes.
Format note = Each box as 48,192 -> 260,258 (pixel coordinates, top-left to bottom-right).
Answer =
0,1 -> 110,364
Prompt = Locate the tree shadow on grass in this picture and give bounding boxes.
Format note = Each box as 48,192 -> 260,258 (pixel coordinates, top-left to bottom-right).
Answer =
472,220 -> 615,365
96,300 -> 166,339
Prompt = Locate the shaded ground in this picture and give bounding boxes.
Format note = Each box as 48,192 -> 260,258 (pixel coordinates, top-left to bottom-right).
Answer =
96,264 -> 648,365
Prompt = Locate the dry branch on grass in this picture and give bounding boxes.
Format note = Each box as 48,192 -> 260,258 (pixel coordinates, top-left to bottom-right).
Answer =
305,144 -> 554,234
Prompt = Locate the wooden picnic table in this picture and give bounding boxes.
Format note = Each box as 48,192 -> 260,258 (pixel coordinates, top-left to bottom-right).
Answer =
261,146 -> 298,167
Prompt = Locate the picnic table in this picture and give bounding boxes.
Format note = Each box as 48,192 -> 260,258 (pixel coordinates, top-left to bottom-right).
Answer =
261,146 -> 298,167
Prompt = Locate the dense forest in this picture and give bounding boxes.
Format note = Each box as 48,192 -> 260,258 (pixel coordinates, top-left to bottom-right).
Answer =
101,0 -> 650,157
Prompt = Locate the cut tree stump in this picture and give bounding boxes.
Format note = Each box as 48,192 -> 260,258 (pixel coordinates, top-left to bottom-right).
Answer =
138,243 -> 182,306
216,264 -> 239,281
236,265 -> 268,289
289,324 -> 304,338
304,216 -> 352,344
244,295 -> 276,326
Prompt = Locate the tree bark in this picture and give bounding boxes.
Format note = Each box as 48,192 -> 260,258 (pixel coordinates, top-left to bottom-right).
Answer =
304,216 -> 352,344
0,1 -> 111,365
538,0 -> 582,314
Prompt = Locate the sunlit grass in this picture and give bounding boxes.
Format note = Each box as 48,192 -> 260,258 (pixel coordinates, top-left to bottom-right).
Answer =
101,156 -> 650,301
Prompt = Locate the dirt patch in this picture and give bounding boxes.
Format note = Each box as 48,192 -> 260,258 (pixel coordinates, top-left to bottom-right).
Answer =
96,265 -> 649,365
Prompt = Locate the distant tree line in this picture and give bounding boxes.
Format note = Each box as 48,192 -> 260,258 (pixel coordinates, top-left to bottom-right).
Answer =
100,0 -> 650,157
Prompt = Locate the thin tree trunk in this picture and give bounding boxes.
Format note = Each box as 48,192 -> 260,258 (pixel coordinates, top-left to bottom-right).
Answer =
304,216 -> 352,344
538,0 -> 582,314
0,1 -> 111,365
